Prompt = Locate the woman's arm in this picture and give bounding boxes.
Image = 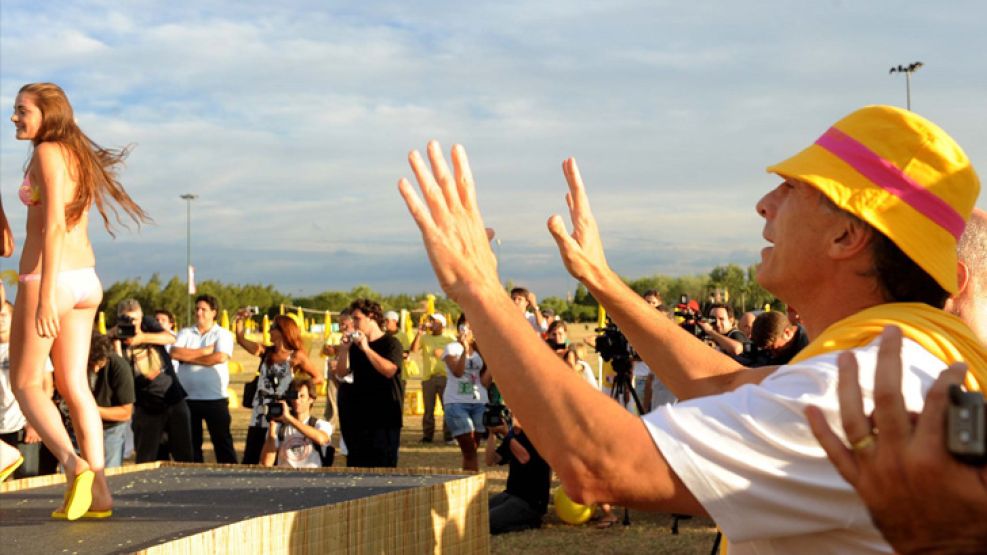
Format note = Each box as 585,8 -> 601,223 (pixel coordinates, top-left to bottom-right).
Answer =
235,317 -> 263,356
444,343 -> 468,378
35,143 -> 71,338
291,351 -> 324,384
1,194 -> 14,258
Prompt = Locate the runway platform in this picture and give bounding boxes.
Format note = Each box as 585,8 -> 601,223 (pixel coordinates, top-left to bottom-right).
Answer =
0,462 -> 489,554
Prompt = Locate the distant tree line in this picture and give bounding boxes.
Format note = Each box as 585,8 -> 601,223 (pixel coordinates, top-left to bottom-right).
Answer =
96,263 -> 780,328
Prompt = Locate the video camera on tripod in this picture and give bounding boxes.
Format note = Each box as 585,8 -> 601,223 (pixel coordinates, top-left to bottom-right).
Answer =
594,320 -> 637,373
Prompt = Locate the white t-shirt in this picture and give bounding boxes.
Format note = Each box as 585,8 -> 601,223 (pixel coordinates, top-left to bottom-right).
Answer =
274,418 -> 334,468
642,337 -> 944,554
441,342 -> 488,405
575,360 -> 599,390
632,360 -> 651,378
525,312 -> 548,334
175,324 -> 234,400
0,343 -> 54,434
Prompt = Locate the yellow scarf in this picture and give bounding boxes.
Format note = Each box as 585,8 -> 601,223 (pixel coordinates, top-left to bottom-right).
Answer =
791,303 -> 986,393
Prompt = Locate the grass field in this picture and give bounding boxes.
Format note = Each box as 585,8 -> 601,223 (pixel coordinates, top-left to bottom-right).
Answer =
193,323 -> 720,554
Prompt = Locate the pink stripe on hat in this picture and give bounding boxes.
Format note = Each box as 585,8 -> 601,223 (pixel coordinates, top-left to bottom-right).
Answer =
815,127 -> 966,240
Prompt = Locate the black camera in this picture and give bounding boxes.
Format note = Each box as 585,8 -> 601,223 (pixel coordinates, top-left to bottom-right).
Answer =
115,316 -> 137,339
594,320 -> 636,372
483,403 -> 511,429
259,374 -> 298,421
947,384 -> 986,465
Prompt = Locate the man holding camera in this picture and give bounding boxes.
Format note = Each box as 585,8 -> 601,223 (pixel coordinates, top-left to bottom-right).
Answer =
697,303 -> 749,357
111,299 -> 192,463
333,299 -> 404,467
260,376 -> 333,468
397,106 -> 987,553
170,294 -> 237,464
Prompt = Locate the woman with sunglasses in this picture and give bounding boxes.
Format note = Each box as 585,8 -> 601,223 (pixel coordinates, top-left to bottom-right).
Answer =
235,313 -> 322,464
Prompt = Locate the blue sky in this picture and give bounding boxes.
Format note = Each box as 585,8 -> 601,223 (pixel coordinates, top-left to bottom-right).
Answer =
2,1 -> 984,298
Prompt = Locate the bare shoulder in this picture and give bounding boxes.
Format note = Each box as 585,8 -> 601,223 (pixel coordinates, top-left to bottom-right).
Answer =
33,142 -> 71,174
34,141 -> 69,160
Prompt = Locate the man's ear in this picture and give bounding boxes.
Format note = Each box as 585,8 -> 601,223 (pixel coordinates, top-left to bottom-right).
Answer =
828,217 -> 874,260
956,261 -> 970,296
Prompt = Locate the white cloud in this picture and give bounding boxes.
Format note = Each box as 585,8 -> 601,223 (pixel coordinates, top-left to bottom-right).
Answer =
1,0 -> 985,298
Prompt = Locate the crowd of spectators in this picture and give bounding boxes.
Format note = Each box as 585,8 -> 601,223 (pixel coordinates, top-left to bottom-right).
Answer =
3,201 -> 984,552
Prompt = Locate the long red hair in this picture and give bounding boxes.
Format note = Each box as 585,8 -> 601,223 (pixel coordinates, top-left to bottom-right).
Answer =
20,82 -> 150,235
269,315 -> 304,351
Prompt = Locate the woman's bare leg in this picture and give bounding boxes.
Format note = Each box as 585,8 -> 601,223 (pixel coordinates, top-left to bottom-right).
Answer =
9,282 -> 88,481
456,433 -> 479,471
51,293 -> 111,510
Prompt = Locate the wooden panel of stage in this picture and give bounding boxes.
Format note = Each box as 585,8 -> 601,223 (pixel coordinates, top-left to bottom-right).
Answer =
0,462 -> 489,554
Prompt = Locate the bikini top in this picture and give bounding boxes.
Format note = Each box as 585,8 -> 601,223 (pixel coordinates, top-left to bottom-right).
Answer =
19,176 -> 41,207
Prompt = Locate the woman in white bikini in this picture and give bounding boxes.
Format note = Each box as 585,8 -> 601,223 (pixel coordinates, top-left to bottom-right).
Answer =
8,83 -> 149,520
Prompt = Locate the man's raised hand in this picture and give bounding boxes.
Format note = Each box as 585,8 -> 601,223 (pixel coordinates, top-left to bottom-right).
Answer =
547,158 -> 613,288
398,141 -> 500,302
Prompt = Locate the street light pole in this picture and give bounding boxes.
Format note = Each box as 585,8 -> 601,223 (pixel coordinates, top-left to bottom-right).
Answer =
180,193 -> 198,327
889,61 -> 923,111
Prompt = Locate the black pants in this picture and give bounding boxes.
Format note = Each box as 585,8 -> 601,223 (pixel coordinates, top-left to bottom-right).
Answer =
488,492 -> 543,534
342,426 -> 400,468
241,424 -> 268,465
0,429 -> 58,478
132,401 -> 194,463
186,399 -> 237,463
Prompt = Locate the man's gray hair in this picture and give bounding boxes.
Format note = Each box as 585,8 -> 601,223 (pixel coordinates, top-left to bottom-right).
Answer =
117,298 -> 143,316
958,209 -> 987,288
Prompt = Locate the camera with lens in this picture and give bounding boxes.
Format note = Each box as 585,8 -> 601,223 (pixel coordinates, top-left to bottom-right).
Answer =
483,403 -> 511,429
594,319 -> 636,374
259,374 -> 298,421
947,384 -> 986,465
114,315 -> 137,340
673,296 -> 710,340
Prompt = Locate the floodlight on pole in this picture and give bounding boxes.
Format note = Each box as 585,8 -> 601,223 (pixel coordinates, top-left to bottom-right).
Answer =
180,193 -> 198,326
889,61 -> 923,111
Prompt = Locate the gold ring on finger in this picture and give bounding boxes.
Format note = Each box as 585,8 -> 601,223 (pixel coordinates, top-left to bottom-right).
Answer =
850,433 -> 876,452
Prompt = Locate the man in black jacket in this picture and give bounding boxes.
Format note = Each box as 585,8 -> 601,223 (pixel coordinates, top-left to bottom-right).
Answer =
112,299 -> 193,463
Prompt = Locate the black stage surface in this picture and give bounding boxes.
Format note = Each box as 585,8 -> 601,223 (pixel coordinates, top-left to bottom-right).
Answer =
0,465 -> 461,554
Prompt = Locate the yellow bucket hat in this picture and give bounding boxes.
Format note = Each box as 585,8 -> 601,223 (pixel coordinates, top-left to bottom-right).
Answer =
767,105 -> 980,294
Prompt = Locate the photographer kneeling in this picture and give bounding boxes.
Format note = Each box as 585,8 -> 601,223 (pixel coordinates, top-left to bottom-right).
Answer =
260,376 -> 333,468
485,415 -> 551,534
236,313 -> 322,465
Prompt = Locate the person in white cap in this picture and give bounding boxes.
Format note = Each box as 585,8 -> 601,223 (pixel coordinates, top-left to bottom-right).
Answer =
409,313 -> 454,443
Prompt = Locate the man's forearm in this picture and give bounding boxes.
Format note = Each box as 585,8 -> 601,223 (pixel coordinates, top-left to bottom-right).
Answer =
285,415 -> 329,445
98,404 -> 133,423
332,348 -> 350,378
584,270 -> 747,399
134,331 -> 176,347
459,285 -> 704,514
708,331 -> 744,356
181,353 -> 229,366
362,347 -> 398,378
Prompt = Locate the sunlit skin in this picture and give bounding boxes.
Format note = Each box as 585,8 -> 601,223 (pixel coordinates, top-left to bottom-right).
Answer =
709,307 -> 735,335
259,383 -> 330,468
154,313 -> 174,332
8,91 -> 111,513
